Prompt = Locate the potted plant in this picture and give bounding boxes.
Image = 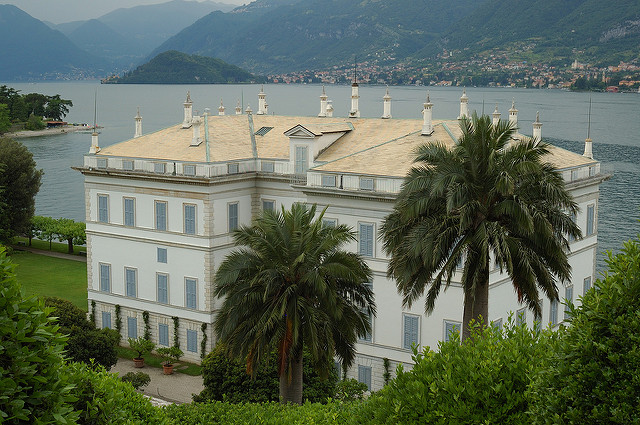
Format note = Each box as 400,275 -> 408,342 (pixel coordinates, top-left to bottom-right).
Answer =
128,337 -> 155,368
156,346 -> 183,375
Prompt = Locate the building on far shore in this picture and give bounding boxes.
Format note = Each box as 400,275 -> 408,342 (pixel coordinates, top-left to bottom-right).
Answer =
75,85 -> 606,392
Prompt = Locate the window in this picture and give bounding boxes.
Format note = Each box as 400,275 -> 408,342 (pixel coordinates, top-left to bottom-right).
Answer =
183,164 -> 196,176
564,286 -> 573,320
155,201 -> 167,231
125,267 -> 137,297
571,169 -> 579,181
122,160 -> 134,171
491,318 -> 503,330
589,166 -> 596,177
157,273 -> 169,304
568,211 -> 577,242
185,278 -> 197,309
99,263 -> 111,292
321,174 -> 336,187
261,161 -> 275,172
583,276 -> 592,295
187,329 -> 198,353
295,146 -> 308,174
262,200 -> 275,212
158,324 -> 169,346
359,177 -> 374,191
228,163 -> 239,174
359,283 -> 373,342
98,194 -> 109,223
184,204 -> 196,235
228,203 -> 238,232
358,365 -> 372,391
516,308 -> 526,326
255,126 -> 273,136
101,312 -> 111,329
127,317 -> 138,339
96,158 -> 107,169
154,162 -> 166,173
123,197 -> 135,227
586,204 -> 595,236
322,218 -> 337,228
157,247 -> 167,263
359,223 -> 374,257
403,314 -> 419,349
444,320 -> 461,342
550,298 -> 558,326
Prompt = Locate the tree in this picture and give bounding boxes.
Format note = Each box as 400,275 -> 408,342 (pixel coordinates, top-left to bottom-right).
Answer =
44,95 -> 73,121
213,203 -> 375,404
0,103 -> 10,134
54,217 -> 86,254
381,113 -> 580,340
529,235 -> 640,424
0,247 -> 78,423
0,137 -> 43,243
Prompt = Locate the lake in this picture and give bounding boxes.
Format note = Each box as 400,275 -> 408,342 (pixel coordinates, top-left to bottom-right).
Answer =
5,81 -> 640,273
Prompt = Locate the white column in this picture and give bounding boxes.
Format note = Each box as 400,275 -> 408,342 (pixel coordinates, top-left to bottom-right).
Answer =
191,115 -> 202,146
182,91 -> 193,128
257,86 -> 267,115
583,138 -> 593,159
134,107 -> 142,138
349,83 -> 360,118
218,99 -> 225,116
326,101 -> 334,118
382,86 -> 391,119
533,112 -> 542,140
508,98 -> 518,127
89,132 -> 99,154
421,92 -> 434,136
492,104 -> 501,126
458,89 -> 469,120
319,86 -> 328,117
235,100 -> 242,115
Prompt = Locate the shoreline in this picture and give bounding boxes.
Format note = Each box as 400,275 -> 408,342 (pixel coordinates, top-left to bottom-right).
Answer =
3,125 -> 98,139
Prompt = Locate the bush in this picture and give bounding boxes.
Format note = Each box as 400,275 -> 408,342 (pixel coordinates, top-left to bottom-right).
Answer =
359,319 -> 554,425
66,361 -> 169,424
529,236 -> 640,424
25,113 -> 45,130
334,379 -> 368,402
44,296 -> 119,370
129,336 -> 156,359
0,247 -> 78,423
165,400 -> 364,425
121,372 -> 151,391
194,344 -> 338,404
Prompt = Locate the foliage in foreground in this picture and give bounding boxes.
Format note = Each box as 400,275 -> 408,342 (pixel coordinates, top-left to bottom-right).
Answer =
360,320 -> 554,425
0,247 -> 78,424
194,344 -> 338,404
529,236 -> 640,424
165,400 -> 364,425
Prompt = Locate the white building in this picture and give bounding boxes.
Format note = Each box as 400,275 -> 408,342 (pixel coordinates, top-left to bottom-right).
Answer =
76,88 -> 605,392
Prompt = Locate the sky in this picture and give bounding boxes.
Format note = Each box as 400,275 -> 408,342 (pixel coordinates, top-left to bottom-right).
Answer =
3,0 -> 246,24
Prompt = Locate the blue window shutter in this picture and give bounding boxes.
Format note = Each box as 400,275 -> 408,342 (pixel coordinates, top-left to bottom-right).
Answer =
127,317 -> 137,339
156,202 -> 167,231
157,275 -> 168,304
186,279 -> 197,309
100,264 -> 110,292
158,324 -> 169,346
184,205 -> 196,234
102,312 -> 111,329
124,198 -> 135,226
157,247 -> 167,263
187,329 -> 197,353
125,268 -> 136,297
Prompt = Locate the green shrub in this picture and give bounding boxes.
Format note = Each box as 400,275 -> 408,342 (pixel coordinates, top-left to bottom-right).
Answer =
66,361 -> 168,424
359,319 -> 554,425
529,237 -> 640,424
44,296 -> 118,369
128,336 -> 155,360
335,379 -> 368,402
25,113 -> 45,130
0,247 -> 78,423
165,400 -> 364,425
194,344 -> 337,404
121,372 -> 151,391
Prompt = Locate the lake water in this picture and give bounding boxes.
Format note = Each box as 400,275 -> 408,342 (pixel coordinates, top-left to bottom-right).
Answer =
5,81 -> 640,273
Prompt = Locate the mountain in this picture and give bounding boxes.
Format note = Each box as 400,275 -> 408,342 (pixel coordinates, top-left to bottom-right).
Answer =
104,50 -> 260,84
151,0 -> 482,74
418,0 -> 640,65
66,19 -> 134,66
0,5 -> 106,80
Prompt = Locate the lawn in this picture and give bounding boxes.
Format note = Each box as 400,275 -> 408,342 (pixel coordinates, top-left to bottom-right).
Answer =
117,346 -> 203,376
11,250 -> 88,311
14,236 -> 87,256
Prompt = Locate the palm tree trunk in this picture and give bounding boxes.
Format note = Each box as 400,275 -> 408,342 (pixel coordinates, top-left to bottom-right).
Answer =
279,351 -> 303,404
462,266 -> 490,341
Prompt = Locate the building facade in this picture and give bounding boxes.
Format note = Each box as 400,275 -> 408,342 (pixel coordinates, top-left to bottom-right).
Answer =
77,87 -> 605,392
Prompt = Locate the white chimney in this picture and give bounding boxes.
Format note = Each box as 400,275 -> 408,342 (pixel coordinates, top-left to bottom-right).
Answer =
508,98 -> 518,128
421,92 -> 434,136
191,115 -> 202,146
235,100 -> 242,115
533,111 -> 542,140
458,88 -> 469,120
382,86 -> 391,119
245,104 -> 252,115
326,101 -> 334,118
218,99 -> 225,116
182,91 -> 193,128
318,85 -> 328,117
349,82 -> 360,118
257,85 -> 268,115
492,104 -> 501,126
89,131 -> 100,154
134,107 -> 142,138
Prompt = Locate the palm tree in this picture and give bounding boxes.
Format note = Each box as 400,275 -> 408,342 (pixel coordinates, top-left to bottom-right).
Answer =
213,203 -> 375,404
381,112 -> 581,341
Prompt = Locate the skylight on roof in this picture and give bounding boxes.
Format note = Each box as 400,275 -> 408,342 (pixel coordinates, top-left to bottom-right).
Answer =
255,126 -> 274,136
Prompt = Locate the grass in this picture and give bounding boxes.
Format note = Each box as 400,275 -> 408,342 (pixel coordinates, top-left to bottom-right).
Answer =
117,346 -> 203,376
11,250 -> 88,311
14,236 -> 87,256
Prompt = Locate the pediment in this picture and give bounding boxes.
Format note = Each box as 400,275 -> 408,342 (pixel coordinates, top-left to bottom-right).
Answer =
284,125 -> 320,139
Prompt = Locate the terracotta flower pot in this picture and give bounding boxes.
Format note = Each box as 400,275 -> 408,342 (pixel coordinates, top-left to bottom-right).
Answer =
133,358 -> 145,368
163,364 -> 174,375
